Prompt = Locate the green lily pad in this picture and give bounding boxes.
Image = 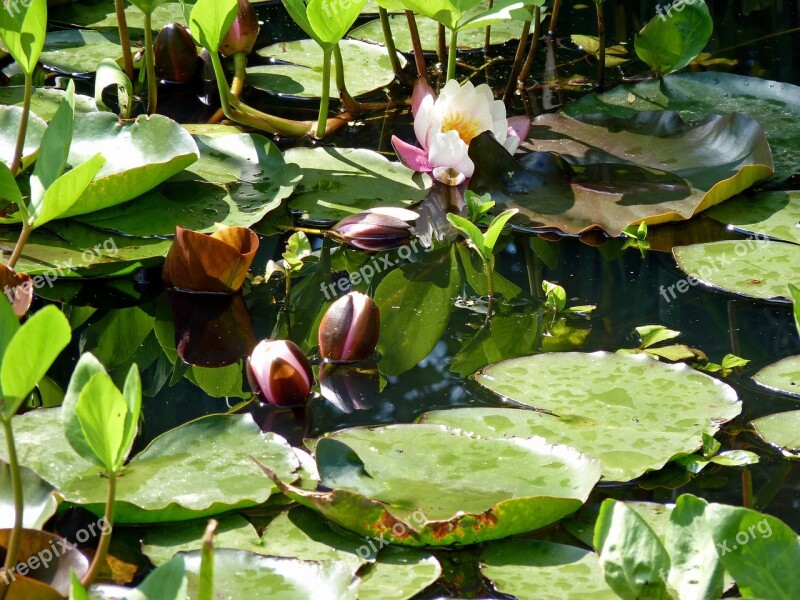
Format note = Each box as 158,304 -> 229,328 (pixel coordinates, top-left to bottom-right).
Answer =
285,147 -> 431,222
708,191 -> 800,245
267,423 -> 602,547
182,550 -> 359,599
0,220 -> 172,277
251,39 -> 406,98
750,410 -> 800,458
356,546 -> 441,600
40,30 -> 133,74
49,1 -> 192,41
480,540 -> 616,600
0,105 -> 46,171
562,73 -> 800,181
0,87 -> 97,121
477,110 -> 773,236
454,352 -> 741,480
0,409 -> 302,523
348,8 -> 531,52
752,355 -> 800,398
672,240 -> 800,301
74,134 -> 299,236
0,462 -> 58,530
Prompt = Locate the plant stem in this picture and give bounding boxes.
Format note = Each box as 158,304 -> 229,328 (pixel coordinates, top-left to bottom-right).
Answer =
483,259 -> 495,319
198,519 -> 217,600
596,0 -> 606,91
114,0 -> 135,81
0,418 -> 22,600
483,0 -> 494,55
446,28 -> 458,81
315,47 -> 333,139
437,24 -> 446,70
143,11 -> 157,114
548,0 -> 563,35
405,11 -> 427,81
742,468 -> 753,509
9,72 -> 33,175
208,52 -> 248,123
516,6 -> 542,90
502,4 -> 535,104
333,43 -> 361,114
81,471 -> 117,587
379,8 -> 404,80
6,221 -> 31,270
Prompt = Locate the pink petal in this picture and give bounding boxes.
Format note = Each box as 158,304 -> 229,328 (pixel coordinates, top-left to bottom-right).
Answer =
391,135 -> 433,172
507,115 -> 531,142
411,77 -> 436,117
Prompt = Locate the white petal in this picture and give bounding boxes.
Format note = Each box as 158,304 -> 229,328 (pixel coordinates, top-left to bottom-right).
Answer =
413,95 -> 435,149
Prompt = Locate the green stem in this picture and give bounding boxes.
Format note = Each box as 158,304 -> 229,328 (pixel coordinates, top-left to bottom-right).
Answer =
9,72 -> 33,175
6,220 -> 32,270
144,11 -> 157,114
446,28 -> 458,81
0,418 -> 22,600
81,471 -> 116,587
333,43 -> 360,113
114,0 -> 135,81
316,47 -> 333,139
231,52 -> 247,98
378,8 -> 404,79
483,259 -> 495,319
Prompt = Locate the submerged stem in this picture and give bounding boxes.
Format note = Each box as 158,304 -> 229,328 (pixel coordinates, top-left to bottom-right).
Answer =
10,72 -> 33,175
0,418 -> 22,600
81,471 -> 117,587
484,259 -> 496,319
596,0 -> 606,91
502,4 -> 535,104
316,47 -> 333,139
446,28 -> 458,81
516,6 -> 542,90
548,0 -> 563,35
114,0 -> 135,81
144,11 -> 158,114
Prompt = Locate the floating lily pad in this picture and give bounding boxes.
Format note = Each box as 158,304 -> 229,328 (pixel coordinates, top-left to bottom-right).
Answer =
183,550 -> 359,600
251,39 -> 406,98
267,424 -> 602,546
0,87 -> 97,121
425,352 -> 739,481
0,106 -> 46,171
0,463 -> 58,530
562,73 -> 800,181
753,355 -> 800,398
357,546 -> 441,600
750,410 -> 800,458
49,1 -> 191,40
0,409 -> 302,523
75,134 -> 299,236
480,540 -> 616,599
673,240 -> 800,301
285,147 -> 431,222
708,191 -> 800,245
40,30 -> 133,74
475,110 -> 773,236
348,8 -> 530,52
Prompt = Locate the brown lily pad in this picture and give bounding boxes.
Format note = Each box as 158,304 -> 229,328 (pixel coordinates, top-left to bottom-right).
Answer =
0,528 -> 89,598
162,226 -> 259,294
470,111 -> 774,236
0,265 -> 32,317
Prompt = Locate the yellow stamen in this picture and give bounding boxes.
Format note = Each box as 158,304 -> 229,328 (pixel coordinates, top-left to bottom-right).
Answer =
440,112 -> 483,144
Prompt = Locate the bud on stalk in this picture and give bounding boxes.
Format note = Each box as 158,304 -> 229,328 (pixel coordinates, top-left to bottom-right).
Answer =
247,339 -> 313,406
220,0 -> 260,57
331,207 -> 418,252
318,292 -> 380,362
154,22 -> 198,83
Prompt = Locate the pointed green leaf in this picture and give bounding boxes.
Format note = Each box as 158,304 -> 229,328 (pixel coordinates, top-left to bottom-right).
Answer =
189,0 -> 238,53
447,213 -> 486,260
74,371 -> 129,472
0,0 -> 47,74
483,208 -> 518,255
30,153 -> 105,228
306,0 -> 366,46
31,80 -> 75,197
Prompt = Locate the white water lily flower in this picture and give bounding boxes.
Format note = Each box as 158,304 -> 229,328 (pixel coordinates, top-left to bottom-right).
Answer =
392,79 -> 530,179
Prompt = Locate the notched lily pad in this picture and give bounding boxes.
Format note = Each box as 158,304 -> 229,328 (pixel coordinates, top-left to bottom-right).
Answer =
752,355 -> 800,398
750,410 -> 800,458
260,424 -> 602,546
673,240 -> 800,301
471,110 -> 773,236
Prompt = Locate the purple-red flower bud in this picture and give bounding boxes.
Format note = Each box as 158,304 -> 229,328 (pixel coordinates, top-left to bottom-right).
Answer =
154,22 -> 198,83
246,339 -> 313,406
220,0 -> 260,57
331,207 -> 418,252
318,292 -> 380,362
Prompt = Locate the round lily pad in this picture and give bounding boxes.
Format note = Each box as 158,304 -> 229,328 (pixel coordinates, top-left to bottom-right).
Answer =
285,147 -> 431,222
267,424 -> 602,546
673,240 -> 800,301
480,540 -> 616,599
708,191 -> 800,245
455,352 -> 741,481
40,30 -> 133,74
49,1 -> 190,41
752,355 -> 800,398
0,106 -> 46,171
750,410 -> 800,458
251,39 -> 406,98
0,87 -> 97,121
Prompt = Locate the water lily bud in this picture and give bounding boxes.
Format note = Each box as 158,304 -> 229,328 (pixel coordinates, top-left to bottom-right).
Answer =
154,22 -> 198,83
319,292 -> 380,362
332,207 -> 418,252
220,0 -> 260,57
247,340 -> 313,406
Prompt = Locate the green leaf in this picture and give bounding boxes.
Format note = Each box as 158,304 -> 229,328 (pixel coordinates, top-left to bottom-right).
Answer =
62,352 -> 108,466
129,0 -> 171,15
752,355 -> 800,399
790,283 -> 800,338
69,571 -> 89,600
120,364 -> 142,468
40,29 -> 133,74
189,0 -> 238,53
634,0 -> 713,75
636,325 -> 681,349
0,105 -> 47,172
459,0 -> 536,30
78,306 -> 155,370
0,461 -> 57,530
708,191 -> 800,245
398,0 -> 460,30
750,410 -> 800,458
708,449 -> 759,467
74,371 -> 129,472
95,58 -> 133,118
705,503 -> 800,599
31,79 -> 76,198
447,213 -> 486,261
483,208 -> 518,255
543,281 -> 567,313
307,0 -> 366,46
593,499 -> 672,600
0,305 -> 70,417
30,153 -> 106,228
128,555 -> 188,600
282,0 -> 320,44
0,161 -> 23,216
464,190 -> 494,223
0,291 -> 20,358
0,0 -> 47,74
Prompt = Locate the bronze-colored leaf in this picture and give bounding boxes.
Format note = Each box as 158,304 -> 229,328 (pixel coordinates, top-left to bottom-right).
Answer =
162,226 -> 259,293
0,265 -> 32,317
